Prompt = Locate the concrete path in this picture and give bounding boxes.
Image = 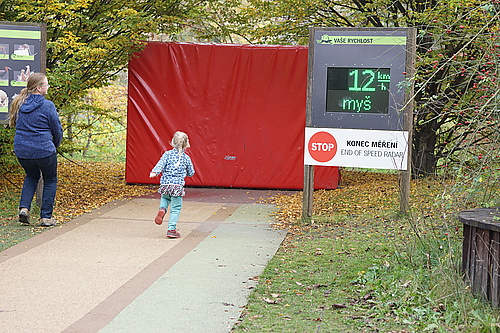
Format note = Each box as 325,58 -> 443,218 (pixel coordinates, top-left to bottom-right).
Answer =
0,188 -> 288,333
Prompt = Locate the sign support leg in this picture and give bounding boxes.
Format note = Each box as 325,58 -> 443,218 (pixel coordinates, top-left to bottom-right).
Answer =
302,165 -> 314,220
399,27 -> 416,215
36,177 -> 43,208
399,169 -> 410,215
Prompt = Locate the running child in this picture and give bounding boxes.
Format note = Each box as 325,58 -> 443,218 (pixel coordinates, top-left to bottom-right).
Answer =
149,131 -> 195,238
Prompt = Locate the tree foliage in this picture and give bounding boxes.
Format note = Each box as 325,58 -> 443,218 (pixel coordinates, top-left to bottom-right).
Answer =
222,0 -> 500,176
1,0 -> 498,176
175,0 -> 252,43
0,0 -> 212,148
70,83 -> 128,160
1,0 -> 196,100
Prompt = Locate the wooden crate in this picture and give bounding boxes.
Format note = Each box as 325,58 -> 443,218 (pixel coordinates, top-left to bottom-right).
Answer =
460,208 -> 500,307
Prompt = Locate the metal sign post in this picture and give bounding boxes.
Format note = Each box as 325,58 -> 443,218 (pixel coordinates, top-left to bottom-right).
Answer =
303,27 -> 416,219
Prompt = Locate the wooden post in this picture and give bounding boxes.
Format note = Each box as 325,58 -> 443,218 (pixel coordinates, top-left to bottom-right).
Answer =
35,178 -> 43,207
302,27 -> 316,221
302,165 -> 314,220
399,27 -> 416,215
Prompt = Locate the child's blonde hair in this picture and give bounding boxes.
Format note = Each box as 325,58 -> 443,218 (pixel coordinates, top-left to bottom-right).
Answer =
171,131 -> 190,168
170,131 -> 190,151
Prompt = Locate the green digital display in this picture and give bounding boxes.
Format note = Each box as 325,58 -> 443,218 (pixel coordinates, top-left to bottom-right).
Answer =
326,67 -> 390,114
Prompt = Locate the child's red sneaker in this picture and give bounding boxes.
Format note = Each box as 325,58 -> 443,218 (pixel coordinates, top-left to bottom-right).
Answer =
167,229 -> 181,238
155,209 -> 166,225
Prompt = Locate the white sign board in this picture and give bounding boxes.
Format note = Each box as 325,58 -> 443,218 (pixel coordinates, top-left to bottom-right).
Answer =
304,127 -> 409,170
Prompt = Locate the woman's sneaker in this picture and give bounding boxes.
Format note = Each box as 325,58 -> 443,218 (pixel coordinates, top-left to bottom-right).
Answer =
19,208 -> 30,224
40,218 -> 56,227
167,229 -> 181,238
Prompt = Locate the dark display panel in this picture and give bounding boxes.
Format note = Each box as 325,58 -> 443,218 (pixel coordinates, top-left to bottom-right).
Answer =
326,67 -> 390,114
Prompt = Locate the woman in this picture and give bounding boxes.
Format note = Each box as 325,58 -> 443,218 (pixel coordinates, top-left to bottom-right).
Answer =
9,73 -> 63,227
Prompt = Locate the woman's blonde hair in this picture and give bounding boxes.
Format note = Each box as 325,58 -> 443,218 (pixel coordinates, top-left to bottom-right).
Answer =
8,73 -> 46,127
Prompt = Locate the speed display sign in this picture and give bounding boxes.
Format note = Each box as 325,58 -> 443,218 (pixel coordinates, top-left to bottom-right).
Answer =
305,27 -> 414,170
308,27 -> 410,131
303,27 -> 416,217
326,67 -> 391,114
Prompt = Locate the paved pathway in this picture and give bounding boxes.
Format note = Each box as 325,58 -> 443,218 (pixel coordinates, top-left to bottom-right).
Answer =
0,188 -> 288,333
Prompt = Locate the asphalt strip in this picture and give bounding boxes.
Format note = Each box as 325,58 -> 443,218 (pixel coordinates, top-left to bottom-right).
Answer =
0,189 -> 288,333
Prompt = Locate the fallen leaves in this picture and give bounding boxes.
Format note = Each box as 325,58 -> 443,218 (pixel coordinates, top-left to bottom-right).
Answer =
262,296 -> 279,304
1,161 -> 156,225
2,163 -> 449,254
264,170 -> 448,241
56,161 -> 156,222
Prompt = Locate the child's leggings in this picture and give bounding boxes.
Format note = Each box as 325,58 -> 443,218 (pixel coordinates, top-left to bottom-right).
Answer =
159,194 -> 183,230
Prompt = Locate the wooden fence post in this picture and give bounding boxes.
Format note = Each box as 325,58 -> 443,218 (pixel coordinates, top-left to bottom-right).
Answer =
35,176 -> 43,207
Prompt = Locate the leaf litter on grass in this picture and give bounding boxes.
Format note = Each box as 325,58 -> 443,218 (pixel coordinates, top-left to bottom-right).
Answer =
55,160 -> 156,220
235,170 -> 472,332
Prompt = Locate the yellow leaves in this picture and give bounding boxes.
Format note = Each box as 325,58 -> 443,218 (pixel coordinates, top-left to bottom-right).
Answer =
60,31 -> 82,44
73,0 -> 92,8
113,8 -> 140,20
87,85 -> 127,113
51,31 -> 85,55
15,0 -> 89,21
266,170 -> 445,237
54,161 -> 155,223
82,47 -> 108,60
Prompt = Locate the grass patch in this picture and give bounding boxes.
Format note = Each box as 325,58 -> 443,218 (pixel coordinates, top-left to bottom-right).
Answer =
0,166 -> 48,251
235,215 -> 414,332
234,215 -> 494,332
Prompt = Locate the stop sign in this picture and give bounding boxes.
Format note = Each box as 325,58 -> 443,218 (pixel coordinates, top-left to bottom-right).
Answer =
308,131 -> 337,162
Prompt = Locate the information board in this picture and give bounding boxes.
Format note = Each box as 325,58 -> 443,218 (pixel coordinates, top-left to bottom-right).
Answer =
0,22 -> 45,123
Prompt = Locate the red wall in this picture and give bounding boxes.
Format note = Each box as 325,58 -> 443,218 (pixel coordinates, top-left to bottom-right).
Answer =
126,42 -> 339,189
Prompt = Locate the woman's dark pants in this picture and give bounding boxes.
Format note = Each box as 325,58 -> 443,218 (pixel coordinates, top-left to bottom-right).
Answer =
17,153 -> 58,219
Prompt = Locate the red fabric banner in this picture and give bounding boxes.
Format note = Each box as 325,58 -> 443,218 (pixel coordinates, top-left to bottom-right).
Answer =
126,42 -> 339,189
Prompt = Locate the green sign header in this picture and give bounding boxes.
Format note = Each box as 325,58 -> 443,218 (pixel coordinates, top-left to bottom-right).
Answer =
317,35 -> 406,46
0,29 -> 41,40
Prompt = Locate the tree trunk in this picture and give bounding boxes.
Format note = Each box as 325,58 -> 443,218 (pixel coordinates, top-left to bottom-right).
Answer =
65,114 -> 74,157
412,119 -> 438,177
